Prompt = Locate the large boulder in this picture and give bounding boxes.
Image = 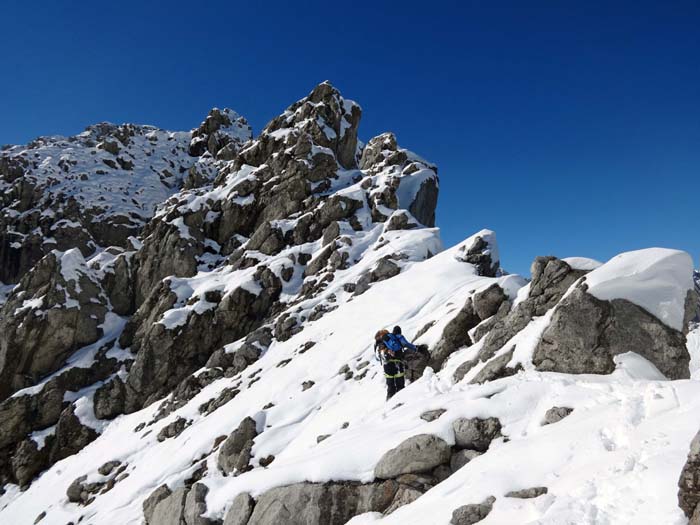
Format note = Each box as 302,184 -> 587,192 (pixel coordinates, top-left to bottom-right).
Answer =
451,496 -> 496,525
374,434 -> 451,479
223,493 -> 255,525
246,481 -> 399,525
452,417 -> 502,452
218,417 -> 258,475
679,428 -> 700,521
0,249 -> 108,400
533,286 -> 690,379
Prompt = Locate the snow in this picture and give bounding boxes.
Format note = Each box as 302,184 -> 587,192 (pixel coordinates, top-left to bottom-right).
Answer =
585,248 -> 694,331
563,256 -> 603,271
30,425 -> 56,450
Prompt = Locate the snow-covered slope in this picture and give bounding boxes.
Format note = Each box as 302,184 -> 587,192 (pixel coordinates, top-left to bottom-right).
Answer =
1,82 -> 699,525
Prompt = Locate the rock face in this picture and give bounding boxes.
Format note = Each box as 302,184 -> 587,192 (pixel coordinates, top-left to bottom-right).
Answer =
0,249 -> 109,400
451,496 -> 496,525
374,434 -> 451,479
245,481 -> 399,525
0,121 -> 197,285
533,286 -> 690,379
223,492 -> 255,525
678,428 -> 700,521
452,418 -> 502,452
218,417 -> 258,475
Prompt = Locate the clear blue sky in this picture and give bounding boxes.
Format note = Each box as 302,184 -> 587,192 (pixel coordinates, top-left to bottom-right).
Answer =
2,1 -> 698,275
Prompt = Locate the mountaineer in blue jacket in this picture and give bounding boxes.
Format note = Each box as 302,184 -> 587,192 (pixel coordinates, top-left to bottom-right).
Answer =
374,326 -> 419,400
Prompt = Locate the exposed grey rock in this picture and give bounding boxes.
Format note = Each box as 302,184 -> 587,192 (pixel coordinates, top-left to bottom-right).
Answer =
12,438 -> 51,488
143,484 -> 172,524
505,486 -> 548,498
218,417 -> 258,476
184,483 -> 217,525
93,376 -> 126,420
374,434 -> 451,479
149,486 -> 187,525
50,405 -> 99,464
542,406 -> 574,426
98,460 -> 122,476
246,480 -> 399,525
456,235 -> 498,277
533,287 -> 690,379
420,409 -> 446,422
0,250 -> 108,400
450,449 -> 483,472
472,284 -> 507,321
451,496 -> 496,525
679,427 -> 700,519
429,297 -> 480,369
452,417 -> 502,452
468,348 -> 521,385
66,475 -> 87,503
223,492 -> 255,525
157,417 -> 189,442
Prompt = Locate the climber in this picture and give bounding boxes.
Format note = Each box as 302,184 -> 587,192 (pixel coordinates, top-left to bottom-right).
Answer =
374,326 -> 420,400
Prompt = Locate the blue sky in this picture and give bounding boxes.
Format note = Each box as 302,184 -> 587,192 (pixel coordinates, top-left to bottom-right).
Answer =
2,1 -> 698,275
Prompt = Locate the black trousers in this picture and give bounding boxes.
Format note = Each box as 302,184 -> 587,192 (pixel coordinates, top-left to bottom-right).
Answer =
384,359 -> 405,399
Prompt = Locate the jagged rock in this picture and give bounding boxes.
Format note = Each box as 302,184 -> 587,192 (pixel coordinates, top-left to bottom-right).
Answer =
33,511 -> 46,523
450,449 -> 483,472
533,287 -> 690,379
66,475 -> 88,503
472,284 -> 507,321
383,485 -> 424,514
455,233 -> 499,277
12,438 -> 51,488
149,486 -> 188,525
542,406 -> 574,426
430,298 -> 480,369
98,460 -> 121,476
374,434 -> 451,479
157,417 -> 189,442
451,496 -> 496,525
189,108 -> 251,158
0,250 -> 108,400
385,210 -> 418,231
143,484 -> 172,524
50,405 -> 99,464
246,480 -> 399,525
223,492 -> 255,525
125,280 -> 280,412
468,348 -> 521,385
184,483 -> 217,525
452,417 -> 502,452
93,377 -> 126,420
505,486 -> 548,498
218,417 -> 258,475
679,428 -> 700,520
420,409 -> 446,422
529,257 -> 586,315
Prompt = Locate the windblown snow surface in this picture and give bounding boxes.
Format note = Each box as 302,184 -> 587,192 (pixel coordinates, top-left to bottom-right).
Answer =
1,238 -> 699,525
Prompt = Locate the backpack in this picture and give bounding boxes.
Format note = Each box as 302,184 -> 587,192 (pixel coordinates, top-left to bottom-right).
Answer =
382,333 -> 403,352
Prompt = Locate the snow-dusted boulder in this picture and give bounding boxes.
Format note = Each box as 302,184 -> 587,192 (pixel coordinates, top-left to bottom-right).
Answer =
374,434 -> 451,479
0,249 -> 109,400
533,249 -> 695,379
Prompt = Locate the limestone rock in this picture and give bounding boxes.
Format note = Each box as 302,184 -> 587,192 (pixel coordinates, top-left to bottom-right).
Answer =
374,434 -> 451,479
218,417 -> 258,475
505,486 -> 548,498
533,287 -> 690,379
452,417 -> 502,452
246,480 -> 398,525
542,406 -> 573,426
451,496 -> 496,525
223,492 -> 255,525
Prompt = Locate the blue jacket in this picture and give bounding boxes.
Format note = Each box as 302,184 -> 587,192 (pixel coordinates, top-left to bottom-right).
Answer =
383,333 -> 416,352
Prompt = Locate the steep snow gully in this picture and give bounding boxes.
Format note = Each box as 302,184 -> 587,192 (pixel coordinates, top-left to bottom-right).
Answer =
1,82 -> 700,525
